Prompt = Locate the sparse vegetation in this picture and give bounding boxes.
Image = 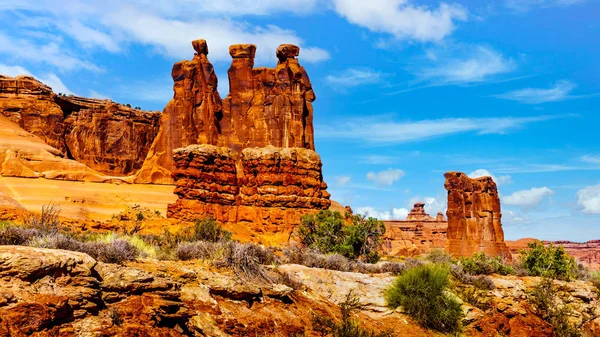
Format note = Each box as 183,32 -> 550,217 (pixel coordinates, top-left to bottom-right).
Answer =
312,290 -> 394,337
385,264 -> 463,333
459,252 -> 515,276
530,278 -> 581,337
298,210 -> 386,263
520,242 -> 578,281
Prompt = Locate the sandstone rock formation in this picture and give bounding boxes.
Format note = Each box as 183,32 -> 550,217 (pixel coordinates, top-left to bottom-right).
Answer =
0,114 -> 120,182
167,145 -> 330,231
136,40 -> 316,184
383,202 -> 447,256
0,75 -> 160,176
444,172 -> 511,258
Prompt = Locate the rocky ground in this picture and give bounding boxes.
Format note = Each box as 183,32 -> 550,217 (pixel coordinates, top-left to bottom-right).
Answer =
0,245 -> 598,337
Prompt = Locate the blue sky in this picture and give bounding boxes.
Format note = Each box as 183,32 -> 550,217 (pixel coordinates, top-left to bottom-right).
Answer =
0,0 -> 599,241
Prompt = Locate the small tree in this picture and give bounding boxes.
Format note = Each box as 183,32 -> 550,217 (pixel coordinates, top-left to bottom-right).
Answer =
520,242 -> 578,280
298,211 -> 386,262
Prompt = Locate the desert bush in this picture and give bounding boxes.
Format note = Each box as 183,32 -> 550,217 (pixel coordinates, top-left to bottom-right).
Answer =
426,249 -> 454,265
385,264 -> 463,333
23,204 -> 61,231
520,242 -> 578,281
298,210 -> 386,263
530,278 -> 581,337
84,239 -> 139,264
176,241 -> 215,261
460,252 -> 514,276
28,232 -> 85,251
186,217 -> 232,243
378,262 -> 406,275
0,225 -> 42,245
312,290 -> 394,337
590,271 -> 600,294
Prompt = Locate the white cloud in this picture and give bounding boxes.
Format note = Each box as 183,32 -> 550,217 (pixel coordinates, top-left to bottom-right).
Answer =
409,196 -> 447,215
495,80 -> 579,104
366,168 -> 405,186
331,0 -> 468,42
505,0 -> 585,12
334,176 -> 351,186
417,45 -> 515,85
1,1 -> 329,64
0,64 -> 31,77
88,90 -> 110,100
468,169 -> 512,186
576,185 -> 600,214
0,32 -> 101,72
0,64 -> 74,95
503,187 -> 555,209
325,68 -> 387,88
354,206 -> 410,220
319,114 -> 568,145
38,73 -> 74,95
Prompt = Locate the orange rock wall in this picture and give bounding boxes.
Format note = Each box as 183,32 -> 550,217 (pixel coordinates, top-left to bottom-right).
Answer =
383,220 -> 448,256
136,41 -> 316,184
167,145 -> 330,228
444,172 -> 511,258
0,75 -> 160,176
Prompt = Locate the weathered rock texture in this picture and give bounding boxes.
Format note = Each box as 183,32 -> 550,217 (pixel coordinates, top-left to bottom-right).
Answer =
383,202 -> 447,256
167,145 -> 330,230
136,40 -> 316,184
444,172 -> 511,258
0,75 -> 160,176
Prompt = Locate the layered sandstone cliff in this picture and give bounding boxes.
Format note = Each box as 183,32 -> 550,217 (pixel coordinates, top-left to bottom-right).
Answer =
444,172 -> 511,258
0,75 -> 160,176
136,41 -> 316,184
167,145 -> 330,228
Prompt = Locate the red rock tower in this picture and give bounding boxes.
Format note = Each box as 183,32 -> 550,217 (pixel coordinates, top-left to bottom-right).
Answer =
444,172 -> 511,258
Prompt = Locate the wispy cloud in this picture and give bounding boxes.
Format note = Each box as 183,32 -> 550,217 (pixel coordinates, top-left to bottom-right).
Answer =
505,0 -> 585,12
1,1 -> 329,64
366,168 -> 405,186
325,68 -> 387,88
581,155 -> 600,165
318,114 -> 569,145
359,155 -> 400,165
334,175 -> 351,186
414,45 -> 516,86
494,80 -> 595,104
331,0 -> 468,42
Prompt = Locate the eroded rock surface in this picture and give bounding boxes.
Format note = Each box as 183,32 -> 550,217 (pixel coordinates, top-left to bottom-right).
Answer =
167,145 -> 330,231
444,172 -> 511,258
0,75 -> 160,176
136,40 -> 317,184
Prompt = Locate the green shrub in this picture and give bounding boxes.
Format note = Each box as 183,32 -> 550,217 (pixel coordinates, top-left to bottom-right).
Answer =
179,217 -> 232,243
298,210 -> 386,262
460,252 -> 514,276
520,242 -> 578,280
385,264 -> 463,333
425,249 -> 454,265
312,290 -> 394,337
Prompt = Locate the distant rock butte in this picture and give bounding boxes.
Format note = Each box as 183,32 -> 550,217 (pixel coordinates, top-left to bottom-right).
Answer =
0,75 -> 160,176
444,172 -> 511,258
136,40 -> 316,184
383,202 -> 447,256
167,144 -> 330,231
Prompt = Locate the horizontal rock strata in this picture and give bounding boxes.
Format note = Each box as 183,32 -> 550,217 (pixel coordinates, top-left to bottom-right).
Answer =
167,145 -> 330,227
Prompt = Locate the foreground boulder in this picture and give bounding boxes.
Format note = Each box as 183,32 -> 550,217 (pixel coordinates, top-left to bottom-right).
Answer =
444,172 -> 511,258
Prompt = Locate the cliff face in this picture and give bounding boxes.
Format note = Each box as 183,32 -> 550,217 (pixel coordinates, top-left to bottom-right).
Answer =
444,172 -> 511,258
136,41 -> 316,184
0,75 -> 160,176
167,145 -> 330,231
